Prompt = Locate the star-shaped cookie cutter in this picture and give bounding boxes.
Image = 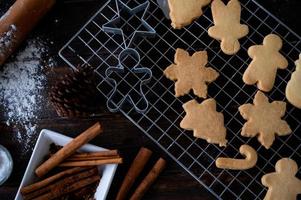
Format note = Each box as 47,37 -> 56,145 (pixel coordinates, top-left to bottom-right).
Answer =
105,48 -> 152,113
102,0 -> 156,48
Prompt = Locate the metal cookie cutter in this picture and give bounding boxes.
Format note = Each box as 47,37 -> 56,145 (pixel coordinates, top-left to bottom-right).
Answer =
101,0 -> 156,113
105,48 -> 152,113
102,0 -> 156,48
156,0 -> 170,19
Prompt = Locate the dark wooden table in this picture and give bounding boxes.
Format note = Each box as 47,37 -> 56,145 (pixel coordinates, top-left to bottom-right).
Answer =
0,0 -> 300,199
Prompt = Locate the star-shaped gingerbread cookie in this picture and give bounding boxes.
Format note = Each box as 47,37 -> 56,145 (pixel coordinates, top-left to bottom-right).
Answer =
180,99 -> 227,147
239,91 -> 292,149
164,48 -> 219,98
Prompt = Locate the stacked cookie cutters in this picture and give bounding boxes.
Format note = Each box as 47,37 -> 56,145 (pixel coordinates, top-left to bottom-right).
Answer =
102,0 -> 156,113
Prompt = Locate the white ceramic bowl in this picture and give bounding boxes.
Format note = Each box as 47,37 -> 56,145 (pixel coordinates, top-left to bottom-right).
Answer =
15,129 -> 117,200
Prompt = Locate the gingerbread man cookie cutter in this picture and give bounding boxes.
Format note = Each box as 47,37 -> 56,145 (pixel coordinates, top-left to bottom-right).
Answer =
102,0 -> 156,48
101,0 -> 156,113
105,48 -> 152,113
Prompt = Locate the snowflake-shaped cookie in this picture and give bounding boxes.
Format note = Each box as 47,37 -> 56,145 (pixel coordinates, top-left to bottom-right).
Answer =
164,48 -> 219,98
239,91 -> 292,149
180,99 -> 227,147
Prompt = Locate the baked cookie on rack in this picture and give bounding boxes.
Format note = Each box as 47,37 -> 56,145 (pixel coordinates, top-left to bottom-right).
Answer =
168,0 -> 211,29
164,48 -> 219,98
243,34 -> 288,92
239,91 -> 291,149
216,144 -> 257,170
261,158 -> 301,200
180,99 -> 227,147
208,0 -> 249,55
286,54 -> 301,109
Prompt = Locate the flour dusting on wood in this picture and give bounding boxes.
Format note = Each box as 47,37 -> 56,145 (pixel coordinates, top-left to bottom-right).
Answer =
0,39 -> 51,153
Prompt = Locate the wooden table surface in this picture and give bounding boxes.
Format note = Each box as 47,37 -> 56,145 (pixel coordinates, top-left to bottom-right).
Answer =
0,0 -> 300,199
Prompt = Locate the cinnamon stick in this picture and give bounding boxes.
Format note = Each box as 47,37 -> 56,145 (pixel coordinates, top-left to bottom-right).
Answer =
59,157 -> 123,167
64,150 -> 119,161
66,155 -> 120,161
70,150 -> 119,158
35,122 -> 103,177
116,147 -> 153,200
72,184 -> 98,199
49,150 -> 119,160
21,167 -> 86,195
24,168 -> 98,200
0,0 -> 55,65
129,158 -> 166,200
32,175 -> 100,200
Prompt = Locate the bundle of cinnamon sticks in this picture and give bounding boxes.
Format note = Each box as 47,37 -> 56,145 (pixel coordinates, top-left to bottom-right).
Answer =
21,122 -> 123,200
21,167 -> 100,200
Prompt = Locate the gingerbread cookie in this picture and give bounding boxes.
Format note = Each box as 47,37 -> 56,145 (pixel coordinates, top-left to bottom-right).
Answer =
262,158 -> 301,200
168,0 -> 211,29
208,0 -> 248,55
164,48 -> 219,98
239,91 -> 291,149
243,34 -> 288,92
286,54 -> 301,109
216,144 -> 257,170
180,99 -> 227,147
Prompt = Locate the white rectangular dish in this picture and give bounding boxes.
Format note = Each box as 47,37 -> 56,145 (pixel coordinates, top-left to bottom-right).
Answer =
15,129 -> 118,200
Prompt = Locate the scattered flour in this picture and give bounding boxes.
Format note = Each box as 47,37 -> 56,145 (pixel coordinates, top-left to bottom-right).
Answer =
0,39 -> 49,153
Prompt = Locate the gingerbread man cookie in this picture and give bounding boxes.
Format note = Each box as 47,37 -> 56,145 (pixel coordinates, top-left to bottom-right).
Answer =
164,48 -> 219,98
180,99 -> 227,147
262,158 -> 301,200
243,34 -> 288,92
239,91 -> 291,149
208,0 -> 249,55
286,54 -> 301,109
168,0 -> 211,29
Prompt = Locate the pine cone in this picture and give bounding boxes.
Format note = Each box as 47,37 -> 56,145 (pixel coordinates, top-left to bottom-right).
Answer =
49,65 -> 103,117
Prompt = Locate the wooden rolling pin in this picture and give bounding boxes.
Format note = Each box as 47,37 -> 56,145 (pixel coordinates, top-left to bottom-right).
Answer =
0,0 -> 55,65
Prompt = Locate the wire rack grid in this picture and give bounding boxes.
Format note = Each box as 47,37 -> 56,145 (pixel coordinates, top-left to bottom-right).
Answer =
59,0 -> 301,199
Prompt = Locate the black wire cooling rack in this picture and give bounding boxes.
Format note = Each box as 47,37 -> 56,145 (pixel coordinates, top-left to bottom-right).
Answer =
59,0 -> 301,199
